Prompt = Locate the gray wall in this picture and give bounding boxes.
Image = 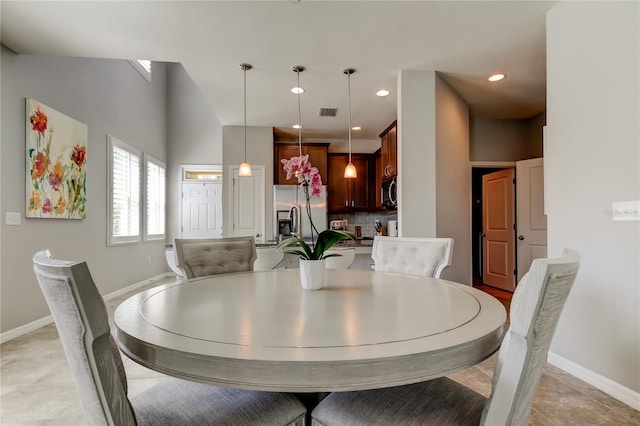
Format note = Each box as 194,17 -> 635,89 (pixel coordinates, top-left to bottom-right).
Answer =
166,63 -> 223,242
0,48 -> 169,332
435,74 -> 471,285
470,113 -> 545,162
397,70 -> 437,238
397,70 -> 472,285
222,126 -> 274,239
547,1 -> 639,395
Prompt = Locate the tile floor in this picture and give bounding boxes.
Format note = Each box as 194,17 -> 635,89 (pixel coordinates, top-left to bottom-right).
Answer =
1,277 -> 638,425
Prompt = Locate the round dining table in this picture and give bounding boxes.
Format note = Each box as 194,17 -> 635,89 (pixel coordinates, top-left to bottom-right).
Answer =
115,269 -> 506,392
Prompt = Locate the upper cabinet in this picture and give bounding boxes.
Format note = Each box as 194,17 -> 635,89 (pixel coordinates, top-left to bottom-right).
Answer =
327,154 -> 371,212
380,120 -> 397,179
274,143 -> 328,184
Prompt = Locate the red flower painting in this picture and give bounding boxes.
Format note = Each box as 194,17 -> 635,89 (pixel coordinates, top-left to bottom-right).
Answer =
26,99 -> 88,219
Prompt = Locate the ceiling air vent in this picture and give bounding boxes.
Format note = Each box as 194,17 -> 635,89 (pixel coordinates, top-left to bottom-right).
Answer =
319,107 -> 338,117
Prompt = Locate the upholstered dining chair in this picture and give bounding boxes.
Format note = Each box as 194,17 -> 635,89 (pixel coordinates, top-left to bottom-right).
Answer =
371,236 -> 454,278
174,236 -> 257,278
33,250 -> 306,426
254,246 -> 285,271
310,249 -> 580,426
324,248 -> 356,269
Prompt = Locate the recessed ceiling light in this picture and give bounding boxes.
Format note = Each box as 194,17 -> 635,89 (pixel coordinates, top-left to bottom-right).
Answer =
488,73 -> 506,82
292,124 -> 303,129
291,87 -> 304,94
352,126 -> 363,131
376,89 -> 390,97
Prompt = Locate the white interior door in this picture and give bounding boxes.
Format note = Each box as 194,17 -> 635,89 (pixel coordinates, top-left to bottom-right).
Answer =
181,182 -> 223,238
229,165 -> 265,244
516,157 -> 547,282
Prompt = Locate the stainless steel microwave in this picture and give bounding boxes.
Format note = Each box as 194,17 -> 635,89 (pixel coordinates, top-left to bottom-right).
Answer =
381,178 -> 397,209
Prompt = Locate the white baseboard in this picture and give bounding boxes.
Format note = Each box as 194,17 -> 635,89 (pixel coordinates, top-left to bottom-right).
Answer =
548,351 -> 640,410
0,273 -> 174,344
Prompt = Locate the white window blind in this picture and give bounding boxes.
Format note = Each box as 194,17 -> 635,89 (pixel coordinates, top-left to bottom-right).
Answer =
108,136 -> 141,245
144,154 -> 165,241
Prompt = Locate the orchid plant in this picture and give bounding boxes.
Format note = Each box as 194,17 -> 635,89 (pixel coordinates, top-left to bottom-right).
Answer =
276,154 -> 355,260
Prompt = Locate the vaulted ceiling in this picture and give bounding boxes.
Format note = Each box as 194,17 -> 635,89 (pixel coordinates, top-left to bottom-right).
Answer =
1,1 -> 556,149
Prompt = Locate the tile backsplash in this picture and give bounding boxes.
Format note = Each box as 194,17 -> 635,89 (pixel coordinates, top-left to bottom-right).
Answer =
329,212 -> 398,238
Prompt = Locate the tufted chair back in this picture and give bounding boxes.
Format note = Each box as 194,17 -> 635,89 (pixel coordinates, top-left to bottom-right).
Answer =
371,236 -> 454,278
174,237 -> 257,279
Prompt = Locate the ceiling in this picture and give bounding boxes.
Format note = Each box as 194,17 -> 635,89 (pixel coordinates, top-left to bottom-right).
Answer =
1,1 -> 556,152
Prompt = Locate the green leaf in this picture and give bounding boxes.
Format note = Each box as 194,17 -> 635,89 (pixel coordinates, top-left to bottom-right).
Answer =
314,230 -> 356,260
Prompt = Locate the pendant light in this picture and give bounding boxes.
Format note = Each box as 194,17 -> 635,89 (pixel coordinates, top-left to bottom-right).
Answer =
238,63 -> 252,177
293,65 -> 305,157
343,68 -> 357,178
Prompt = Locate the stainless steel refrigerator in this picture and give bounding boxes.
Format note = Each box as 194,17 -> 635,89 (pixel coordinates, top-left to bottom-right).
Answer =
273,185 -> 328,241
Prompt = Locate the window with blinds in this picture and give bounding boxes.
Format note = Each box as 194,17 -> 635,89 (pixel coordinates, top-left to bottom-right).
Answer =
108,135 -> 141,245
144,154 -> 165,241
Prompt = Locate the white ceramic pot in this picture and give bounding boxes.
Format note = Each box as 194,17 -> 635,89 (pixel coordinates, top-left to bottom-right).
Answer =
299,259 -> 326,290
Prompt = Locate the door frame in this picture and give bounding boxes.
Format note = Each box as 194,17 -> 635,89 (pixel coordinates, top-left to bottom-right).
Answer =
470,161 -> 516,287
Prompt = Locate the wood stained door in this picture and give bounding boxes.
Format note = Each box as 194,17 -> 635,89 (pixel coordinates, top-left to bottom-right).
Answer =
482,168 -> 515,291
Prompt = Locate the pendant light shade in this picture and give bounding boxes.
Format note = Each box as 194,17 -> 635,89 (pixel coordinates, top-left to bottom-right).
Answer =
344,162 -> 357,178
238,63 -> 252,177
344,68 -> 357,179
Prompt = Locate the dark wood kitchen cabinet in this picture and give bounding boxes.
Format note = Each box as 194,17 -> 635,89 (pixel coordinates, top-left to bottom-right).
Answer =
327,154 -> 371,212
380,120 -> 397,179
274,143 -> 328,184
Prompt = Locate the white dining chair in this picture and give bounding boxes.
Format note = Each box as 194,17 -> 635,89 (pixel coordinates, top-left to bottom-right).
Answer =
254,247 -> 285,271
174,236 -> 257,278
311,249 -> 580,426
324,248 -> 356,269
32,249 -> 306,426
371,236 -> 454,278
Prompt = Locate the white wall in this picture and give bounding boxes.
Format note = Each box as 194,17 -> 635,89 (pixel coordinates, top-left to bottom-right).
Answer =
546,0 -> 639,399
435,75 -> 471,285
166,63 -> 222,242
222,126 -> 274,239
0,48 -> 168,332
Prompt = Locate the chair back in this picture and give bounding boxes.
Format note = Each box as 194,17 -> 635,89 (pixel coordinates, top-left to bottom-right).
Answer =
481,249 -> 580,425
174,237 -> 257,278
371,236 -> 454,278
254,247 -> 285,271
33,250 -> 135,425
324,248 -> 356,269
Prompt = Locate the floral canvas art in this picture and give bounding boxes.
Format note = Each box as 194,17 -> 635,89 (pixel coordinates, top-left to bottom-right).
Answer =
26,99 -> 88,219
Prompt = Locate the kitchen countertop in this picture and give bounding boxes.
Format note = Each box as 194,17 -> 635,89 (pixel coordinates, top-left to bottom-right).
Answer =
335,239 -> 373,254
258,239 -> 373,255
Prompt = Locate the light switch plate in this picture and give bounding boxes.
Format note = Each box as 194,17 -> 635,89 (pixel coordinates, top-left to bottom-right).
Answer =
612,201 -> 640,221
6,212 -> 21,225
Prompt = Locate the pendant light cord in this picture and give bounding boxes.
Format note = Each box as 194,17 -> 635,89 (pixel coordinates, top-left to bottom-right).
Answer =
347,71 -> 352,164
295,66 -> 303,157
243,66 -> 248,163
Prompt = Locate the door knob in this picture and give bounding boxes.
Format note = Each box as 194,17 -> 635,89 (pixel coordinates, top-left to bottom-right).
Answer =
256,233 -> 260,238
518,235 -> 525,240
